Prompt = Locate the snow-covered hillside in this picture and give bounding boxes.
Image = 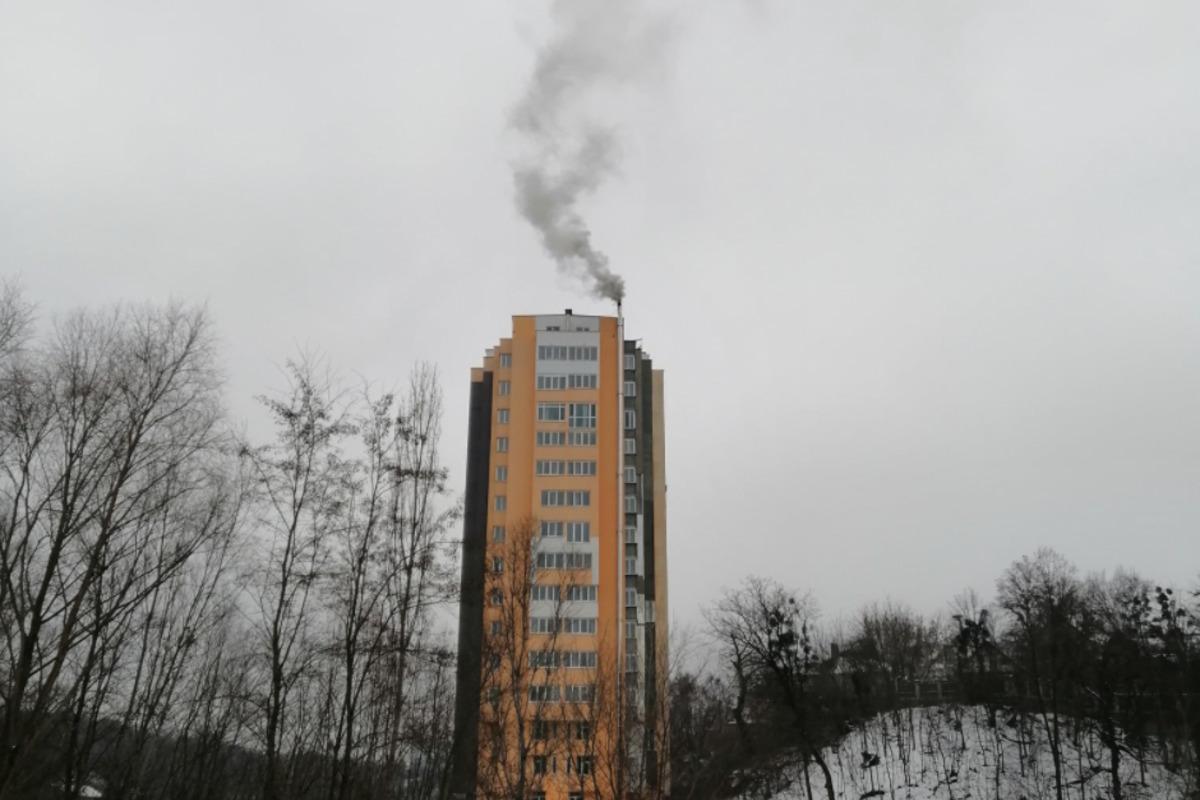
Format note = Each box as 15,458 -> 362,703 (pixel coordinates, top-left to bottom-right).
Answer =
749,705 -> 1193,800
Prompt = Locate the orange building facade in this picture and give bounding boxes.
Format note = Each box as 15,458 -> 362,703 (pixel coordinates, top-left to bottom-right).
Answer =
449,312 -> 668,800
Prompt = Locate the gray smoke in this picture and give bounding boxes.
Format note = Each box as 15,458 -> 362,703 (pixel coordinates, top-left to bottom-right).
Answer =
511,0 -> 673,303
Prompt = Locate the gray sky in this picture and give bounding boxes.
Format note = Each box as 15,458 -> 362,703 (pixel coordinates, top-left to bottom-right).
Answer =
3,0 -> 1198,629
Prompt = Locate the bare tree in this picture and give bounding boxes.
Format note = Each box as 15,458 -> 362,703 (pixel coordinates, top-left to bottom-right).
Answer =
707,576 -> 836,800
0,303 -> 228,799
242,357 -> 353,800
996,547 -> 1084,800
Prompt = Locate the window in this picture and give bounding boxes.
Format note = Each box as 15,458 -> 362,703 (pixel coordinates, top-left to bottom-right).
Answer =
626,653 -> 638,672
491,621 -> 502,636
493,525 -> 506,542
495,495 -> 507,511
565,684 -> 595,702
570,794 -> 584,800
498,380 -> 510,396
624,380 -> 636,396
568,403 -> 596,429
562,651 -> 597,668
569,430 -> 596,447
569,756 -> 593,776
530,685 -> 561,703
530,617 -> 557,634
574,722 -> 591,741
537,344 -> 566,360
496,408 -> 509,424
537,402 -> 566,421
625,557 -> 638,575
540,520 -> 563,538
625,620 -> 637,638
570,346 -> 598,361
625,543 -> 637,557
567,585 -> 597,602
535,552 -> 593,570
490,590 -> 503,606
624,354 -> 636,371
624,409 -> 636,430
536,430 -> 566,447
541,490 -> 590,507
566,521 -> 590,543
624,467 -> 637,484
536,460 -> 565,476
499,352 -> 512,368
566,460 -> 596,476
625,525 -> 637,543
623,437 -> 636,455
492,557 -> 504,573
496,437 -> 508,453
537,374 -> 566,390
531,585 -> 561,602
564,618 -> 597,634
533,720 -> 554,740
624,495 -> 638,513
626,587 -> 637,607
568,373 -> 597,389
532,755 -> 548,774
495,465 -> 507,482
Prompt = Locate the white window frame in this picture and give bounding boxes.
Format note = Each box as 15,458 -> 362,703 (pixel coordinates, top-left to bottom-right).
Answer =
498,380 -> 510,396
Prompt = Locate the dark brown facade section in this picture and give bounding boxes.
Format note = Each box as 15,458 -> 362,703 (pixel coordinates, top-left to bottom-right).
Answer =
447,371 -> 492,800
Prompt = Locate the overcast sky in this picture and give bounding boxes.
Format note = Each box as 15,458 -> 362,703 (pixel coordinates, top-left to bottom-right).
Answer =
3,0 -> 1198,629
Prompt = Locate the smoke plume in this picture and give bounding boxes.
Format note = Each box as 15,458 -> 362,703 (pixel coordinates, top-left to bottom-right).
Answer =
511,0 -> 672,303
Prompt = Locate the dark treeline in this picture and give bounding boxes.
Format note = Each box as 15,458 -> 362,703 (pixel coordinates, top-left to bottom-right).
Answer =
0,286 -> 459,800
671,552 -> 1200,800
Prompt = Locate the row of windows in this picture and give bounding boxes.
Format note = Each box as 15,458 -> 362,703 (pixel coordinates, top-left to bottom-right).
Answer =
570,430 -> 596,446
540,521 -> 591,542
502,433 -> 609,453
529,584 -> 597,602
530,755 -> 593,778
541,490 -> 590,507
529,616 -> 597,634
529,650 -> 598,669
535,429 -> 597,447
536,430 -> 565,447
538,345 -> 598,361
537,373 -> 598,390
536,459 -> 596,476
535,552 -> 592,570
531,720 -> 591,741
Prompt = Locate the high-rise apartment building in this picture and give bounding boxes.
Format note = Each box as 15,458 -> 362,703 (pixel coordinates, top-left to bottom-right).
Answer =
449,311 -> 668,800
